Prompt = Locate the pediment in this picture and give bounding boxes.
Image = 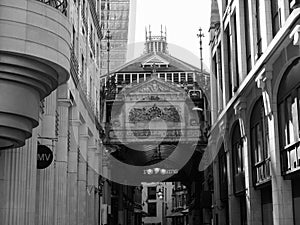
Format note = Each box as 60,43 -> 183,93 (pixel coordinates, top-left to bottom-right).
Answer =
123,77 -> 186,95
141,54 -> 170,67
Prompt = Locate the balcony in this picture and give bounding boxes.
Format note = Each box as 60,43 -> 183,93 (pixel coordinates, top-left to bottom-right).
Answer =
36,0 -> 67,16
281,140 -> 300,177
253,158 -> 271,187
0,0 -> 70,149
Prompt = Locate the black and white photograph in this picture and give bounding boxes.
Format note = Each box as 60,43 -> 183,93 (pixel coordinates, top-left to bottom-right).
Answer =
0,0 -> 300,225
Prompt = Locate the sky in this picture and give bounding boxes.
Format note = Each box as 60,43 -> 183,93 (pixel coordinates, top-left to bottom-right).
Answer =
129,0 -> 211,71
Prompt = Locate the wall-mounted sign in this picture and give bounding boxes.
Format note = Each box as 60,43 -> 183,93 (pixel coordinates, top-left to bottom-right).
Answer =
37,144 -> 53,169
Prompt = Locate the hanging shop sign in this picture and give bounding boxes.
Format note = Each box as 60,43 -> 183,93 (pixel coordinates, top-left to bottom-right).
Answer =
37,144 -> 53,169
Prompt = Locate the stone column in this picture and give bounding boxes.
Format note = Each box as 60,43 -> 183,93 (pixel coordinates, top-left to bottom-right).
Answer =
68,118 -> 81,225
95,147 -> 102,225
35,91 -> 57,225
0,128 -> 38,225
256,70 -> 293,225
77,126 -> 89,224
87,143 -> 97,225
54,97 -> 72,225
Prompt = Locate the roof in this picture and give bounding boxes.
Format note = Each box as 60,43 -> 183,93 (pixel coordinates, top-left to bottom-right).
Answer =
102,52 -> 209,76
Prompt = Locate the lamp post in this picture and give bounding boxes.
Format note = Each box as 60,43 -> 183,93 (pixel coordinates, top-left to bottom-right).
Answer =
105,29 -> 112,81
157,183 -> 166,225
196,28 -> 204,76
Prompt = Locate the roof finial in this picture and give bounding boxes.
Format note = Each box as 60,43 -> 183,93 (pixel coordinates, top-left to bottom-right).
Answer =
145,26 -> 147,41
165,26 -> 167,41
161,24 -> 163,38
149,25 -> 151,39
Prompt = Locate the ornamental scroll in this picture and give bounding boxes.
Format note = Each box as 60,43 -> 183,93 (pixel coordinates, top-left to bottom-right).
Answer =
129,104 -> 181,123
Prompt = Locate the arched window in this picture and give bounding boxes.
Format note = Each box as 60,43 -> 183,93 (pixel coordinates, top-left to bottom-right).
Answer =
219,144 -> 228,201
250,98 -> 270,186
232,122 -> 247,224
232,122 -> 244,176
278,58 -> 300,174
232,121 -> 246,193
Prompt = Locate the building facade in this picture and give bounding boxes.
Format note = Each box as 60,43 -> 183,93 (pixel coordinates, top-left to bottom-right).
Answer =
0,0 -> 140,224
208,0 -> 300,225
101,29 -> 211,225
142,182 -> 173,225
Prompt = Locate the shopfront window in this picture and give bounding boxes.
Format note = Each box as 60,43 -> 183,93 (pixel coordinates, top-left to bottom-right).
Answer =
278,58 -> 300,174
250,98 -> 271,186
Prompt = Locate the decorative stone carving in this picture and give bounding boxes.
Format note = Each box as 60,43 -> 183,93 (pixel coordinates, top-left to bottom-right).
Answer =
218,119 -> 229,152
255,69 -> 273,117
136,81 -> 171,93
128,104 -> 181,123
234,99 -> 247,138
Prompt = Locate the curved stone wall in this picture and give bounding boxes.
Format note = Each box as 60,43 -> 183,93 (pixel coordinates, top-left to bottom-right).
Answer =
0,0 -> 71,149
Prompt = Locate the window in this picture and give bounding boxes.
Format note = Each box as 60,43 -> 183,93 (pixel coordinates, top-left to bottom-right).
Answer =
213,55 -> 219,108
132,74 -> 137,82
232,122 -> 245,194
278,58 -> 300,174
219,145 -> 228,201
125,74 -> 130,84
244,0 -> 252,73
167,73 -> 172,81
256,0 -> 262,58
232,123 -> 244,174
271,0 -> 281,37
233,13 -> 239,89
226,27 -> 232,99
250,98 -> 270,185
139,73 -> 144,82
147,202 -> 157,217
180,73 -> 186,83
174,73 -> 179,83
148,187 -> 156,200
187,73 -> 194,84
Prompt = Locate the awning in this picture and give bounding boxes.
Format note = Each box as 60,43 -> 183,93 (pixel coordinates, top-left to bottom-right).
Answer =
166,211 -> 184,218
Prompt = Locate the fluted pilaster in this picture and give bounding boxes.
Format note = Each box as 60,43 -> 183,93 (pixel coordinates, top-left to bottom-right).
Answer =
54,96 -> 72,225
77,130 -> 89,224
35,91 -> 57,225
0,129 -> 38,225
67,119 -> 81,225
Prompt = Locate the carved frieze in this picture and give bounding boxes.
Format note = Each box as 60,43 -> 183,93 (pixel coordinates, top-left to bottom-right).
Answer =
135,81 -> 171,93
128,104 -> 181,123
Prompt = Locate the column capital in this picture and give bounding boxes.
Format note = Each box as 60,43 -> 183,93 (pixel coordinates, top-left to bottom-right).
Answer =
88,145 -> 97,151
255,68 -> 273,117
80,134 -> 90,140
219,119 -> 229,152
290,24 -> 300,45
57,98 -> 73,107
234,98 -> 247,116
234,98 -> 247,138
70,119 -> 82,127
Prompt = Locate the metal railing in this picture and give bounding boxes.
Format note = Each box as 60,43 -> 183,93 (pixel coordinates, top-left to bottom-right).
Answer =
36,0 -> 67,16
